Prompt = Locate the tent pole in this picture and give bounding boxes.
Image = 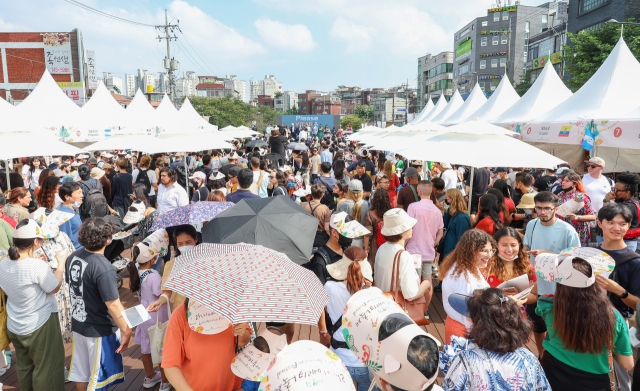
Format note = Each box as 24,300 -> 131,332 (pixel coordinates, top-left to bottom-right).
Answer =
4,160 -> 10,191
467,167 -> 475,214
184,155 -> 190,200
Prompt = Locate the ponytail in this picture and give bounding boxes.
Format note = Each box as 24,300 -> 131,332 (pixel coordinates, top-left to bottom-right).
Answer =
344,246 -> 369,295
8,245 -> 19,260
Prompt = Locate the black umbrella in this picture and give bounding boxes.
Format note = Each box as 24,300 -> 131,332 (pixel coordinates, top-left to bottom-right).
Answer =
202,197 -> 318,264
244,139 -> 269,149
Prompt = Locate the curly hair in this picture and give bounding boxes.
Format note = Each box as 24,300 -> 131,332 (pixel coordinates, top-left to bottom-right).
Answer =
36,176 -> 60,209
468,288 -> 532,353
370,188 -> 392,220
440,229 -> 496,281
485,227 -> 532,283
78,217 -> 117,251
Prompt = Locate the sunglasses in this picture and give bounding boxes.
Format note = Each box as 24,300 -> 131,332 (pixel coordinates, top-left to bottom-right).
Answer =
586,164 -> 601,169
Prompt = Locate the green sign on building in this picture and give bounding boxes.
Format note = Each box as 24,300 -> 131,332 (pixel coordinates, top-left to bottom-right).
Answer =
456,39 -> 472,59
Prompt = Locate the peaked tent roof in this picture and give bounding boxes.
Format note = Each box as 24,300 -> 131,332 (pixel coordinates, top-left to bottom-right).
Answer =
443,83 -> 487,125
13,69 -> 80,134
536,37 -> 640,122
77,81 -> 127,139
155,94 -> 180,134
178,97 -> 218,132
466,74 -> 520,122
410,98 -> 434,124
124,89 -> 159,133
423,93 -> 448,121
493,60 -> 573,124
432,90 -> 464,124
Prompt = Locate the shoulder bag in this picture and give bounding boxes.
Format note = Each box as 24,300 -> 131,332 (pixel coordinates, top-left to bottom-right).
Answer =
0,288 -> 8,350
383,250 -> 430,326
148,294 -> 172,365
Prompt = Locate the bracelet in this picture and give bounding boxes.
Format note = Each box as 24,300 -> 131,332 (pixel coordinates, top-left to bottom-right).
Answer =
319,330 -> 328,334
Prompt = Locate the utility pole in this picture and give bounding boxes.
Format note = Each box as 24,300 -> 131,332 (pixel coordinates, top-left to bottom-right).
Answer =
156,10 -> 179,104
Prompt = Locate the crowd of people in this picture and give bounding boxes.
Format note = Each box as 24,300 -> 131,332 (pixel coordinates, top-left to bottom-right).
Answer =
0,124 -> 639,391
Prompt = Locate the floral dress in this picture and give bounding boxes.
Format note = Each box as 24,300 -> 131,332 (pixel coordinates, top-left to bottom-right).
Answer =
138,209 -> 160,241
556,191 -> 596,247
34,230 -> 76,343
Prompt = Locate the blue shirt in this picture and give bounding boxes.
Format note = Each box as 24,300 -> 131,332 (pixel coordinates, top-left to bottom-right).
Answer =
320,150 -> 332,164
240,379 -> 260,391
58,205 -> 83,250
225,189 -> 260,204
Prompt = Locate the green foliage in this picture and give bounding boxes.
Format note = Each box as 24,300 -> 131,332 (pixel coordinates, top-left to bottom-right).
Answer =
274,91 -> 283,98
353,105 -> 373,121
340,114 -> 365,131
284,106 -> 299,115
186,95 -> 276,134
563,19 -> 640,91
514,70 -> 533,96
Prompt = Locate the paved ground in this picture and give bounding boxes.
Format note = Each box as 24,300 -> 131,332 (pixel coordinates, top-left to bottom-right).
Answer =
1,270 -> 539,390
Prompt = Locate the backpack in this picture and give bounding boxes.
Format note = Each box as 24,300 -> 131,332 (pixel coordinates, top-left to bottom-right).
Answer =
80,180 -> 109,218
623,199 -> 640,240
317,178 -> 336,209
135,168 -> 152,194
175,164 -> 189,190
376,218 -> 387,247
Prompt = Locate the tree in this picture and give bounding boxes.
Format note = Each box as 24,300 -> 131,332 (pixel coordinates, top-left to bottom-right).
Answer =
514,70 -> 533,96
563,19 -> 640,91
340,115 -> 365,131
284,106 -> 299,115
274,91 -> 283,98
353,105 -> 373,121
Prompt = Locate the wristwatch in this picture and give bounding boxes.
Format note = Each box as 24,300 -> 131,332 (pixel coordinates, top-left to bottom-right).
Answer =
619,290 -> 629,299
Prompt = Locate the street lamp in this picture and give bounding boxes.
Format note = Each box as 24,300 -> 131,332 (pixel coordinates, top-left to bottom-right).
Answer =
607,19 -> 640,25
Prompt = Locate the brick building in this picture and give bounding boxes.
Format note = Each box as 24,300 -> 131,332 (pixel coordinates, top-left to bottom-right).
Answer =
297,90 -> 323,114
0,29 -> 86,102
257,94 -> 274,107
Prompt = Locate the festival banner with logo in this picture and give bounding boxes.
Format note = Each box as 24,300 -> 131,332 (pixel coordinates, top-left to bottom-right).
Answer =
42,33 -> 73,74
57,82 -> 85,107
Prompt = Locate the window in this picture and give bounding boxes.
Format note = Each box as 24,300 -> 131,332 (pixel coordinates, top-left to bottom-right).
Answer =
494,12 -> 500,21
479,82 -> 485,89
525,21 -> 530,32
541,15 -> 548,31
482,21 -> 488,27
481,37 -> 488,46
501,35 -> 508,44
492,36 -> 499,45
502,11 -> 509,20
523,51 -> 528,62
480,60 -> 486,69
580,0 -> 606,14
491,83 -> 497,91
583,22 -> 605,31
491,59 -> 498,68
471,61 -> 474,71
500,58 -> 507,67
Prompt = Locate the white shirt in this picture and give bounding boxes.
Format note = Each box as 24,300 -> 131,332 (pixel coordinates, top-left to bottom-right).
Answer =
441,169 -> 458,191
132,168 -> 158,196
582,173 -> 612,212
299,130 -> 308,141
25,168 -> 43,190
156,182 -> 189,214
374,242 -> 420,299
0,257 -> 59,335
442,265 -> 489,329
324,281 -> 363,367
252,170 -> 269,198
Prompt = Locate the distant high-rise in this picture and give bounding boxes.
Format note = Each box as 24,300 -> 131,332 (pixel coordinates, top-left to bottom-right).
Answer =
249,75 -> 283,103
226,75 -> 247,102
124,74 -> 138,97
102,72 -> 123,94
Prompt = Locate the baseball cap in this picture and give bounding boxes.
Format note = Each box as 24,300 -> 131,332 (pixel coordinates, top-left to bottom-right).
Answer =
53,169 -> 65,178
88,157 -> 98,165
348,179 -> 363,193
404,167 -> 419,179
228,166 -> 240,177
100,152 -> 114,158
555,167 -> 571,176
189,171 -> 206,180
588,157 -> 605,167
493,167 -> 508,173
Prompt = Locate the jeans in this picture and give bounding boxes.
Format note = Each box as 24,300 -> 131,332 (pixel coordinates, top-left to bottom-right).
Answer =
596,236 -> 638,251
367,368 -> 382,391
348,366 -> 372,391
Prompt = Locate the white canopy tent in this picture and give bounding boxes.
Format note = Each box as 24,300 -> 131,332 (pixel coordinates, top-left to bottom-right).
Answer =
177,97 -> 219,133
77,81 -> 129,141
409,98 -> 434,124
465,74 -> 520,122
155,94 -> 181,135
83,134 -> 168,152
442,83 -> 487,125
10,69 -> 80,140
492,59 -> 573,128
0,133 -> 85,159
122,89 -> 160,136
524,37 -> 640,148
431,90 -> 464,124
421,93 -> 447,122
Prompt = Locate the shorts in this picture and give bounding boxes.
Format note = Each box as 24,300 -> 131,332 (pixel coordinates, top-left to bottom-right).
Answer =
68,331 -> 125,391
421,261 -> 434,278
525,302 -> 547,334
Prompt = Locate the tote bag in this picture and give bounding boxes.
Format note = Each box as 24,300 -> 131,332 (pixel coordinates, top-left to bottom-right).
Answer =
148,301 -> 172,365
0,288 -> 9,350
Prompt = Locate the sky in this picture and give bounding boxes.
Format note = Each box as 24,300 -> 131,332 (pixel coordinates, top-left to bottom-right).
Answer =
1,0 -> 545,95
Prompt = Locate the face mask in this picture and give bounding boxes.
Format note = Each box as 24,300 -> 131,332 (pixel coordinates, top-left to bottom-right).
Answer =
338,235 -> 353,248
73,200 -> 82,208
178,245 -> 194,254
444,199 -> 451,205
498,253 -> 518,262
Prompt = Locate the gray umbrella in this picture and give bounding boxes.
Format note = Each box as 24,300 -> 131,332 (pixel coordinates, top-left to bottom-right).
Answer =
202,197 -> 318,264
287,142 -> 308,151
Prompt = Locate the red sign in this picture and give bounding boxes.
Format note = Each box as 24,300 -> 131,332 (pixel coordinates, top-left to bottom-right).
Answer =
526,127 -> 531,134
614,127 -> 622,138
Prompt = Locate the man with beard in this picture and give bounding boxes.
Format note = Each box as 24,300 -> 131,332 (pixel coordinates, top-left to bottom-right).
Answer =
603,172 -> 640,251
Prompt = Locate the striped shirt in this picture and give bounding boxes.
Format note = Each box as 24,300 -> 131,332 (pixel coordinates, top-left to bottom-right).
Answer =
0,257 -> 59,335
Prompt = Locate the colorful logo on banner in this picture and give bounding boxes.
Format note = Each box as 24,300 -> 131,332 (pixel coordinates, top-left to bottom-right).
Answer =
582,122 -> 599,151
559,126 -> 571,137
532,52 -> 562,70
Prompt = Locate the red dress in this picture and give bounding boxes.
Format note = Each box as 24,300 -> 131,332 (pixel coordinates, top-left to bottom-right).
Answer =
387,173 -> 400,207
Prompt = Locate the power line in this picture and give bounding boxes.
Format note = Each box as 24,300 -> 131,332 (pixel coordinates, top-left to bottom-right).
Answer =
63,0 -> 156,27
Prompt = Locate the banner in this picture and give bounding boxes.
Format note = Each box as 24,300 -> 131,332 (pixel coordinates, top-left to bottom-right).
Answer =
456,39 -> 472,59
42,33 -> 73,74
86,50 -> 98,89
531,52 -> 562,70
57,82 -> 86,107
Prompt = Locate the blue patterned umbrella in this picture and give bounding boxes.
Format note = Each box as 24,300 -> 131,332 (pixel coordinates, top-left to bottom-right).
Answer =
150,201 -> 234,231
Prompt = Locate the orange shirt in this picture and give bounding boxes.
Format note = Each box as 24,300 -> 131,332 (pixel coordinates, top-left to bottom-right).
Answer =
162,304 -> 241,391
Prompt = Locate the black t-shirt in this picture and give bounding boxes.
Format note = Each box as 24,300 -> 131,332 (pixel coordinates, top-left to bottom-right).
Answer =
346,159 -> 376,175
307,246 -> 343,285
472,168 -> 491,203
66,248 -> 120,337
354,173 -> 373,193
599,246 -> 640,318
269,135 -> 287,157
534,175 -> 556,192
620,198 -> 640,229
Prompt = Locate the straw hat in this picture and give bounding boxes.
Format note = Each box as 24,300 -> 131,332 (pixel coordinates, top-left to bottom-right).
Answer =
327,255 -> 373,282
90,167 -> 105,180
516,193 -> 536,209
381,208 -> 417,236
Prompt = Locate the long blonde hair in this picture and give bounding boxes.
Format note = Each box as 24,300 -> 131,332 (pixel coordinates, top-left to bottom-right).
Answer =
446,188 -> 468,216
348,190 -> 364,222
383,160 -> 393,180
